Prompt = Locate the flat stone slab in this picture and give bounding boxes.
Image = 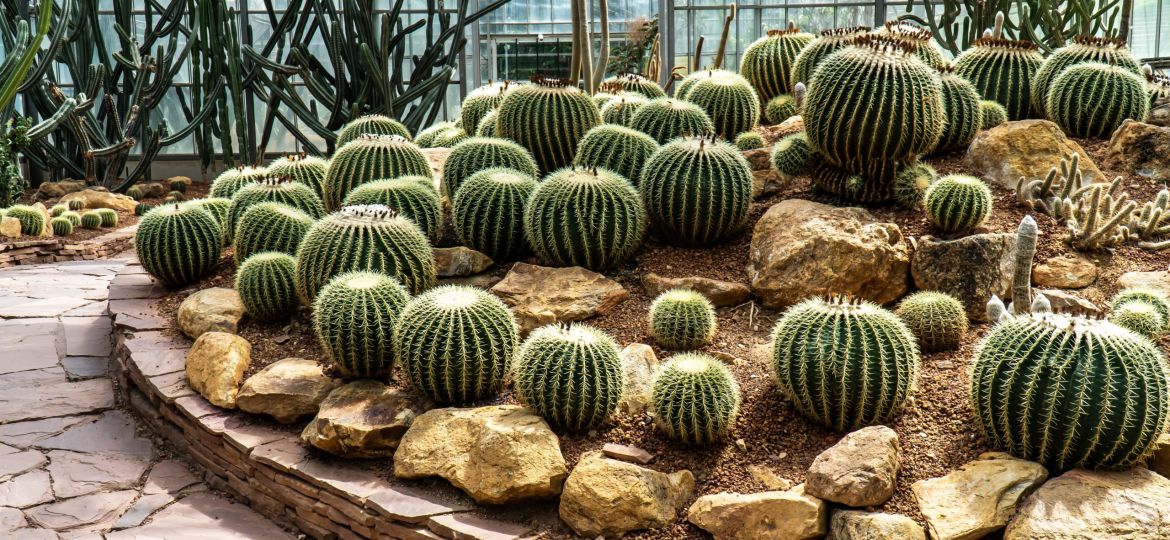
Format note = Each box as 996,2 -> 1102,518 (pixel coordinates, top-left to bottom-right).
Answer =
143,460 -> 201,495
61,357 -> 107,380
0,330 -> 60,374
26,489 -> 137,530
0,296 -> 92,318
112,493 -> 175,530
47,450 -> 152,498
35,411 -> 153,460
0,415 -> 95,448
61,317 -> 112,357
0,449 -> 48,478
105,493 -> 295,539
0,469 -> 53,508
0,377 -> 113,424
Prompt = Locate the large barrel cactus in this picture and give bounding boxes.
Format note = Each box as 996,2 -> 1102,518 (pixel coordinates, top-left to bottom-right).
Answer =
652,353 -> 741,445
233,202 -> 315,263
933,66 -> 982,154
1046,62 -> 1150,139
924,174 -> 993,234
1031,36 -> 1143,116
572,124 -> 659,184
953,38 -> 1045,120
602,73 -> 666,99
441,137 -> 538,197
342,177 -> 442,241
5,205 -> 45,236
648,289 -> 718,350
792,26 -> 871,88
227,178 -> 325,242
209,166 -> 269,199
496,76 -> 601,174
600,94 -> 648,126
461,81 -> 515,133
267,154 -> 329,199
874,21 -> 947,69
971,313 -> 1169,470
235,252 -> 300,322
336,114 -> 412,147
514,324 -> 624,432
312,271 -> 410,379
639,136 -> 753,246
524,167 -> 646,270
684,70 -> 762,141
323,134 -> 432,210
771,297 -> 921,431
453,168 -> 537,261
740,24 -> 815,101
135,204 -> 224,288
629,98 -> 716,144
394,285 -> 518,404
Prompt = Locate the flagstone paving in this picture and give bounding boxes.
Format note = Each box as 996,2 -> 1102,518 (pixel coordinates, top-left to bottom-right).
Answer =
0,257 -> 292,539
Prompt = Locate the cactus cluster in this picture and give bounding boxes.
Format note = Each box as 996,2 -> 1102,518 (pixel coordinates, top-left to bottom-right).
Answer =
233,202 -> 316,263
971,312 -> 1169,470
336,114 -> 412,147
342,177 -> 442,241
415,121 -> 467,148
629,98 -> 715,144
651,353 -> 741,445
895,291 -> 968,353
682,70 -> 761,141
50,217 -> 72,236
267,154 -> 329,199
792,26 -> 871,88
452,168 -> 536,261
771,297 -> 921,431
394,285 -> 518,404
209,166 -> 269,199
312,271 -> 410,379
524,167 -> 645,270
600,94 -> 648,126
572,124 -> 659,184
602,73 -> 666,99
1110,288 -> 1170,337
875,21 -> 947,69
924,175 -> 993,234
770,132 -> 812,177
441,137 -> 538,197
892,162 -> 938,209
235,252 -> 300,322
324,134 -> 432,210
734,131 -> 765,150
933,66 -> 982,154
1031,36 -> 1143,116
80,211 -> 102,229
96,208 -> 118,228
740,25 -> 815,102
5,205 -> 45,235
460,81 -> 515,133
764,94 -> 798,124
135,204 -> 224,288
640,136 -> 753,246
953,38 -> 1045,120
227,178 -> 325,241
1045,63 -> 1150,139
496,76 -> 601,174
649,289 -> 718,350
980,100 -> 1009,129
514,324 -> 624,431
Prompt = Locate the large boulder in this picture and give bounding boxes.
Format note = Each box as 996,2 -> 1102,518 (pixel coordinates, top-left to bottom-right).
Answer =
184,332 -> 251,409
912,233 -> 1017,322
912,452 -> 1048,540
748,199 -> 910,308
394,405 -> 566,504
1103,120 -> 1170,182
490,262 -> 629,333
1119,268 -> 1170,297
236,358 -> 340,423
642,273 -> 751,307
965,119 -> 1105,189
60,188 -> 138,212
1032,253 -> 1097,289
0,217 -> 20,238
805,426 -> 900,507
302,380 -> 427,458
617,343 -> 659,415
177,287 -> 245,339
1149,434 -> 1170,480
829,511 -> 926,540
1006,468 -> 1170,539
687,485 -> 827,540
36,180 -> 86,200
560,451 -> 694,538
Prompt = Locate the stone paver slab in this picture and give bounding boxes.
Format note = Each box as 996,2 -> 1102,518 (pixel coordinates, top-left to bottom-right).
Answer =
0,470 -> 53,508
0,297 -> 92,318
0,416 -> 95,448
428,513 -> 533,540
35,411 -> 152,460
47,450 -> 152,498
111,493 -> 174,530
104,493 -> 294,539
0,450 -> 47,479
25,490 -> 137,531
0,378 -> 113,424
61,318 -> 111,357
0,506 -> 27,531
142,460 -> 200,496
0,332 -> 60,375
60,358 -> 106,380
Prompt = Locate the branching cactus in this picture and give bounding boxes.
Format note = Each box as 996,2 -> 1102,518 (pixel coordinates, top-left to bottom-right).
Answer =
1063,179 -> 1135,250
135,204 -> 224,288
629,98 -> 716,144
649,289 -> 718,350
233,202 -> 315,264
1031,36 -> 1143,115
792,26 -> 872,89
267,154 -> 329,199
1128,189 -> 1170,249
740,23 -> 815,102
442,137 -> 539,198
323,134 -> 432,210
1015,153 -> 1087,217
336,114 -> 412,147
924,175 -> 993,234
209,166 -> 269,199
651,353 -> 741,445
600,94 -> 649,126
453,168 -> 537,261
312,271 -> 410,379
524,167 -> 646,270
342,177 -> 442,242
1046,62 -> 1150,139
496,76 -> 601,174
683,70 -> 761,141
933,66 -> 982,154
514,324 -> 624,432
895,291 -> 969,353
227,178 -> 325,242
573,124 -> 659,184
236,252 -> 300,322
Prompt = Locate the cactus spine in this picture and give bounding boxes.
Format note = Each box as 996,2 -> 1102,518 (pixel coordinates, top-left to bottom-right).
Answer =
934,67 -> 982,154
342,177 -> 442,241
336,114 -> 412,147
892,162 -> 938,209
572,124 -> 659,184
267,154 -> 329,199
312,271 -> 410,379
740,25 -> 815,101
452,168 -> 536,261
923,175 -> 993,234
895,291 -> 968,353
209,166 -> 269,199
1110,302 -> 1167,338
126,187 -> 143,201
953,38 -> 1045,120
651,353 -> 741,445
67,200 -> 83,211
135,204 -> 224,288
1031,36 -> 1143,116
524,167 -> 646,270
324,134 -> 433,210
235,252 -> 300,322
496,76 -> 601,174
475,109 -> 499,137
415,121 -> 466,148
514,324 -> 624,431
649,289 -> 718,350
1045,63 -> 1150,139
134,203 -> 153,216
49,204 -> 66,217
441,137 -> 538,197
791,26 -> 872,88
61,210 -> 81,226
233,202 -> 315,264
875,21 -> 947,69
640,135 -> 753,246
629,98 -> 715,144
681,70 -> 761,141
50,217 -> 72,236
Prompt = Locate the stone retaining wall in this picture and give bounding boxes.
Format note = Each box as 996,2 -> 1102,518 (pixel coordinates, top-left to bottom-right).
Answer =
0,226 -> 136,268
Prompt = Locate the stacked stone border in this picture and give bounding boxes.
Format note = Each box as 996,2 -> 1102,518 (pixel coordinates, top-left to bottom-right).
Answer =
0,226 -> 137,268
108,259 -> 537,540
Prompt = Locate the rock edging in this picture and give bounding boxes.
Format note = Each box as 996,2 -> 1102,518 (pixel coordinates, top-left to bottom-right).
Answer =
0,225 -> 137,268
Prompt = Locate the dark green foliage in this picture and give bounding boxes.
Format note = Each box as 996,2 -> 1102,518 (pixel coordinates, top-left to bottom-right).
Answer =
954,38 -> 1045,120
233,202 -> 315,264
764,94 -> 798,124
524,167 -> 646,270
791,26 -> 872,87
573,124 -> 659,184
648,289 -> 717,350
892,162 -> 938,209
651,353 -> 741,445
227,179 -> 325,242
602,73 -> 666,99
875,21 -> 947,69
235,252 -> 300,322
461,82 -> 515,133
980,100 -> 1009,129
1046,62 -> 1150,139
740,27 -> 815,101
323,134 -> 432,210
267,154 -> 329,199
682,70 -> 761,141
209,166 -> 269,200
312,271 -> 410,379
96,208 -> 118,228
629,98 -> 715,144
79,211 -> 102,229
441,137 -> 538,197
61,210 -> 81,226
394,285 -> 518,404
600,94 -> 648,126
934,68 -> 982,154
126,187 -> 143,201
5,205 -> 45,235
336,114 -> 412,147
135,204 -> 224,288
924,175 -> 993,234
734,131 -> 765,150
342,177 -> 442,241
50,217 -> 72,236
496,76 -> 601,174
514,324 -> 624,431
453,168 -> 536,261
895,291 -> 968,353
1031,36 -> 1143,116
771,132 -> 811,177
640,136 -> 753,246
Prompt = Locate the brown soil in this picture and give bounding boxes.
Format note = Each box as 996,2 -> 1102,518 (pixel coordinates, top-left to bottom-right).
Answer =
13,183 -> 211,242
153,141 -> 1169,539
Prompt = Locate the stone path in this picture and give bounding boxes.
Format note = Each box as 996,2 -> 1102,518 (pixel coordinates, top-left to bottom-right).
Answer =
0,257 -> 292,539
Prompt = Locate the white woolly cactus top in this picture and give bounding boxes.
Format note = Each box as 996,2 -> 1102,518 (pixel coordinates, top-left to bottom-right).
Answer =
339,271 -> 387,291
530,323 -> 610,346
334,204 -> 404,223
654,288 -> 710,305
429,285 -> 483,310
356,132 -> 410,144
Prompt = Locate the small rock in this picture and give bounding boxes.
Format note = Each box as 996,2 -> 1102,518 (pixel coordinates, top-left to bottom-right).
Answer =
433,246 -> 494,277
1148,434 -> 1170,479
302,380 -> 428,458
912,452 -> 1048,540
1103,120 -> 1170,182
60,188 -> 139,212
617,343 -> 659,415
912,233 -> 1017,322
830,510 -> 926,540
1119,268 -> 1170,297
735,439 -> 748,452
177,287 -> 245,339
642,273 -> 751,307
1036,289 -> 1101,316
602,443 -> 654,464
36,179 -> 86,200
395,405 -> 566,504
134,182 -> 169,199
1032,253 -> 1098,289
965,119 -> 1105,189
806,426 -> 900,507
687,485 -> 827,540
1005,468 -> 1170,539
560,451 -> 694,538
751,168 -> 789,199
759,116 -> 804,143
236,358 -> 341,423
0,217 -> 20,238
185,332 -> 251,409
748,465 -> 793,492
490,262 -> 629,333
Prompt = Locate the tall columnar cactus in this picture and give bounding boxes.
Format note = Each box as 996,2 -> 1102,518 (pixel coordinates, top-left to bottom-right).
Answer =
233,202 -> 315,264
312,271 -> 410,379
267,154 -> 329,199
792,26 -> 872,88
971,313 -> 1169,470
453,168 -> 537,261
1045,63 -> 1150,139
602,73 -> 666,99
524,167 -> 646,270
135,204 -> 224,288
79,211 -> 103,229
771,132 -> 812,177
895,291 -> 969,353
514,324 -> 624,432
651,353 -> 741,445
441,137 -> 539,197
640,136 -> 753,246
684,70 -> 762,141
50,217 -> 72,237
572,125 -> 659,184
740,25 -> 815,101
649,289 -> 718,350
323,134 -> 433,210
295,205 -> 436,301
771,297 -> 921,431
235,252 -> 300,322
980,100 -> 1009,129
96,209 -> 118,228
765,94 -> 798,124
1111,288 -> 1170,336
600,94 -> 648,126
924,175 -> 993,234
209,166 -> 269,200
1031,36 -> 1143,116
892,163 -> 938,209
5,205 -> 45,236
460,81 -> 515,134
336,114 -> 413,147
496,76 -> 601,174
227,179 -> 325,242
415,121 -> 467,148
934,67 -> 982,154
342,177 -> 442,242
875,21 -> 947,70
953,38 -> 1045,120
629,98 -> 716,144
394,285 -> 518,404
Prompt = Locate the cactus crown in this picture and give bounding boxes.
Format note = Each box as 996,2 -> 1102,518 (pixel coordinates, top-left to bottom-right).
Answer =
970,37 -> 1040,50
820,25 -> 871,37
529,74 -> 576,88
880,20 -> 934,43
850,33 -> 919,55
1072,34 -> 1129,49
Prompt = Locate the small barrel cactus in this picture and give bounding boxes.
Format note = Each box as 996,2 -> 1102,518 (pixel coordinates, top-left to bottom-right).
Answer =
649,289 -> 718,350
233,202 -> 315,263
49,204 -> 66,217
895,291 -> 968,353
572,124 -> 659,184
134,203 -> 153,217
336,114 -> 412,147
460,81 -> 515,133
1111,288 -> 1170,336
496,76 -> 601,174
651,353 -> 741,445
169,179 -> 187,193
640,136 -> 753,246
79,211 -> 102,229
1031,36 -> 1143,116
771,297 -> 920,431
61,211 -> 81,226
892,162 -> 938,209
50,217 -> 73,236
324,134 -> 432,210
394,285 -> 518,404
770,132 -> 812,177
629,98 -> 716,144
740,25 -> 815,101
680,70 -> 761,141
1045,62 -> 1150,139
209,166 -> 269,199
67,199 -> 84,211
765,94 -> 798,124
971,312 -> 1168,470
924,174 -> 993,234
933,66 -> 982,154
227,178 -> 325,241
5,205 -> 46,235
514,324 -> 624,432
1110,302 -> 1167,338
954,38 -> 1045,120
267,154 -> 329,199
453,168 -> 537,261
235,252 -> 300,322
441,137 -> 538,197
979,100 -> 1009,129
295,205 -> 436,301
96,208 -> 118,228
475,109 -> 499,137
126,186 -> 143,201
524,167 -> 646,270
600,94 -> 648,126
415,121 -> 467,148
734,131 -> 765,150
312,271 -> 410,379
135,204 -> 224,288
602,73 -> 666,99
792,26 -> 872,88
165,191 -> 185,202
342,177 -> 442,241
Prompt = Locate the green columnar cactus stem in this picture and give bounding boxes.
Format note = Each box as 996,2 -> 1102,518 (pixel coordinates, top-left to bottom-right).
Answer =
441,137 -> 539,198
312,271 -> 410,379
79,211 -> 102,229
771,297 -> 920,431
342,177 -> 442,242
1031,36 -> 1143,116
600,94 -> 648,126
461,81 -> 515,134
67,200 -> 83,211
954,38 -> 1045,120
683,70 -> 761,141
740,25 -> 815,101
792,26 -> 872,88
267,154 -> 329,199
764,94 -> 798,124
135,204 -> 224,288
875,21 -> 947,69
126,187 -> 143,201
971,313 -> 1169,470
5,205 -> 45,235
1046,63 -> 1150,139
496,76 -> 601,174
452,168 -> 537,261
770,132 -> 812,177
573,125 -> 659,184
933,67 -> 982,154
61,211 -> 81,226
96,209 -> 118,228
734,131 -> 765,150
651,353 -> 741,445
336,114 -> 412,147
524,167 -> 646,270
602,73 -> 666,99
629,98 -> 716,144
514,324 -> 624,432
50,217 -> 72,236
1012,216 -> 1038,315
393,285 -> 519,404
49,205 -> 66,218
980,100 -> 1010,129
893,163 -> 938,209
323,134 -> 433,210
640,136 -> 753,246
923,175 -> 993,234
209,166 -> 269,199
1110,302 -> 1167,338
649,289 -> 718,350
227,179 -> 325,242
475,109 -> 499,137
235,252 -> 300,322
233,202 -> 315,264
895,291 -> 968,353
1111,288 -> 1170,335
295,205 -> 436,301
